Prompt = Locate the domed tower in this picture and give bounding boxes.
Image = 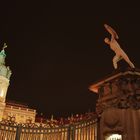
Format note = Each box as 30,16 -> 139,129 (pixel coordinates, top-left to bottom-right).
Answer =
0,43 -> 12,121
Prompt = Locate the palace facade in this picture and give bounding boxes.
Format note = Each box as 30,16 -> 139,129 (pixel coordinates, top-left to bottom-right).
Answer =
0,44 -> 36,123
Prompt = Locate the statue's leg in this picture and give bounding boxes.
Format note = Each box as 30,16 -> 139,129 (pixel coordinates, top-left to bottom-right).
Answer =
113,55 -> 120,69
122,53 -> 135,68
130,62 -> 135,68
127,60 -> 135,68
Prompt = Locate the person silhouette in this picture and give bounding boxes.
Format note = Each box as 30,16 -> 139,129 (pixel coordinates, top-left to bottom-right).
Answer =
104,24 -> 135,69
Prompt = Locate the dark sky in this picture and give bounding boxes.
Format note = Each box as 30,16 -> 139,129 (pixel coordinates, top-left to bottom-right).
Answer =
0,1 -> 140,118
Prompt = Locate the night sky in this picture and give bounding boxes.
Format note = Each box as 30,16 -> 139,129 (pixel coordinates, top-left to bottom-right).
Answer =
0,1 -> 140,118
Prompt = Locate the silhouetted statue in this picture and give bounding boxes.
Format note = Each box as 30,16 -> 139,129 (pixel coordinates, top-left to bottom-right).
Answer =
104,24 -> 135,69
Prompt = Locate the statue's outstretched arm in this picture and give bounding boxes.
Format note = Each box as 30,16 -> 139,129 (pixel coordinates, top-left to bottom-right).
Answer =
104,24 -> 119,39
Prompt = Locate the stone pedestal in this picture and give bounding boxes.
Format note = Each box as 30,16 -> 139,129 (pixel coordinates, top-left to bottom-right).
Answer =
90,68 -> 140,140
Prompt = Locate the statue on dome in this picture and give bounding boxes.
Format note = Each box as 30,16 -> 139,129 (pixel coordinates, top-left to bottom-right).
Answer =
0,43 -> 12,79
104,24 -> 135,69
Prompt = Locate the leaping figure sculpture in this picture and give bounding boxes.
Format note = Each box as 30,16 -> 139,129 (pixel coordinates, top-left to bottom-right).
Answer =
104,24 -> 135,69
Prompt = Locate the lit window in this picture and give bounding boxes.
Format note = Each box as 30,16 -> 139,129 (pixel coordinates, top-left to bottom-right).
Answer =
105,134 -> 122,140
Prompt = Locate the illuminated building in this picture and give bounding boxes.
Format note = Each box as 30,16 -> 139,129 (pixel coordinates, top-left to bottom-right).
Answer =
0,44 -> 36,123
0,43 -> 98,140
1,42 -> 140,140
